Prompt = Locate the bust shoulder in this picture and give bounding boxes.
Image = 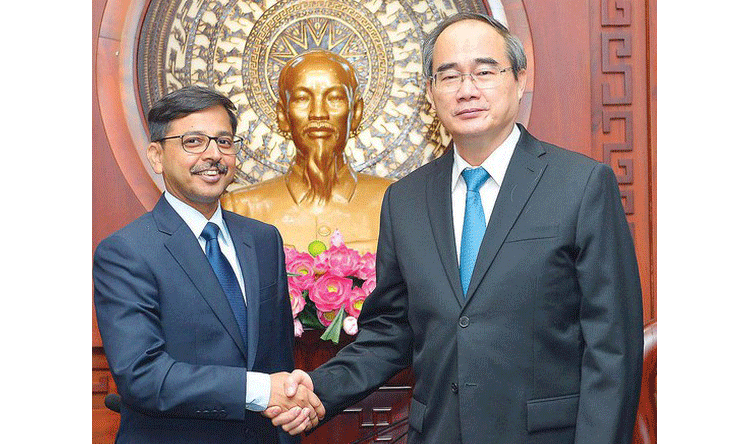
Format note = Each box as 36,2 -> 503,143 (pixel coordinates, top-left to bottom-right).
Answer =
348,173 -> 392,207
221,176 -> 291,212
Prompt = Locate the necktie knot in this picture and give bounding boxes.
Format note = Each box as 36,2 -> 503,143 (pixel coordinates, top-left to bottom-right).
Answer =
462,167 -> 490,192
201,222 -> 220,242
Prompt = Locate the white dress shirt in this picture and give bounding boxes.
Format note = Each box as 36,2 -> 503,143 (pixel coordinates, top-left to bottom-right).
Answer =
451,124 -> 520,266
163,191 -> 271,411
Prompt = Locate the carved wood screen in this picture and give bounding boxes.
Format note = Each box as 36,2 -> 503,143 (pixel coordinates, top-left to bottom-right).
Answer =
93,0 -> 656,442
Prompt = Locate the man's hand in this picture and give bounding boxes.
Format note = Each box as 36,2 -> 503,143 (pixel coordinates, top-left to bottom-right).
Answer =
263,370 -> 325,435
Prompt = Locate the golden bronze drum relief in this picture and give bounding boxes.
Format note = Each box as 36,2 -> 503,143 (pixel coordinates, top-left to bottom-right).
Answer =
138,0 -> 493,186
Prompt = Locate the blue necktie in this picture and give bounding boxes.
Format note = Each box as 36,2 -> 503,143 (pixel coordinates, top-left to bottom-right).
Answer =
460,167 -> 490,296
201,222 -> 247,350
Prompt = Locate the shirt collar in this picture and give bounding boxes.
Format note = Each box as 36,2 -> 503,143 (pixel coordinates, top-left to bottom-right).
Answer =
163,191 -> 226,240
451,124 -> 521,191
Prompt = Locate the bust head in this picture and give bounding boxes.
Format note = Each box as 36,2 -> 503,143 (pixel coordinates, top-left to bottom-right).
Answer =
276,51 -> 364,202
277,50 -> 363,155
222,52 -> 393,253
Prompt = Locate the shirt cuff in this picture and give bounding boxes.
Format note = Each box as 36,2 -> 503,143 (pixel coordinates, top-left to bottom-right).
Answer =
245,371 -> 271,411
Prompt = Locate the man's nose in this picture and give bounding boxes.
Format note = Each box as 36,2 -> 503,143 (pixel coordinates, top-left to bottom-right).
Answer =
456,74 -> 481,99
201,138 -> 222,159
309,98 -> 329,120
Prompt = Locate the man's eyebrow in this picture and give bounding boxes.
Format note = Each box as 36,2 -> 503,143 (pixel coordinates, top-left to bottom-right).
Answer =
288,86 -> 312,94
434,57 -> 500,73
183,130 -> 233,136
474,57 -> 500,66
435,62 -> 458,73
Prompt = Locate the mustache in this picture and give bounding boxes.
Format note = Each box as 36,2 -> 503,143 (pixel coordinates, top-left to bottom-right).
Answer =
303,121 -> 336,133
190,161 -> 228,174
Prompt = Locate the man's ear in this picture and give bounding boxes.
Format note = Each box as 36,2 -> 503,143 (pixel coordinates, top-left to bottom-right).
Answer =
276,102 -> 290,132
425,80 -> 435,108
515,69 -> 527,101
146,142 -> 164,174
350,96 -> 364,133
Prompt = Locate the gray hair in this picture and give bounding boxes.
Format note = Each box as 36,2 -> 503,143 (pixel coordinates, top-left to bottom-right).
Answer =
422,12 -> 527,80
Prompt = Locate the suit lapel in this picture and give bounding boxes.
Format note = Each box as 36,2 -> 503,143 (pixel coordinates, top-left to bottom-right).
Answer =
153,197 -> 248,360
464,128 -> 548,303
224,211 -> 260,369
426,151 -> 465,306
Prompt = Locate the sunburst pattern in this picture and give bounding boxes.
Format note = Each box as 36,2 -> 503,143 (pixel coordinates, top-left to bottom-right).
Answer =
269,17 -> 367,66
268,18 -> 366,79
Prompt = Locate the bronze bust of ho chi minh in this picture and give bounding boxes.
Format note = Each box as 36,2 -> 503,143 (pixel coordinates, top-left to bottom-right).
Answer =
222,50 -> 392,254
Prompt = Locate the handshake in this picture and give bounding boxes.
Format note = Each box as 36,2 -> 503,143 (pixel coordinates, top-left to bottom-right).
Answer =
264,370 -> 325,435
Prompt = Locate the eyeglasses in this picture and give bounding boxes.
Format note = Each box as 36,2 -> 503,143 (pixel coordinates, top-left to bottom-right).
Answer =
155,133 -> 243,155
430,66 -> 513,93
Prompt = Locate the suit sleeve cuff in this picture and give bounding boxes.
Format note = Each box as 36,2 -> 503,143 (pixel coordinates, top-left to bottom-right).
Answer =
245,371 -> 271,411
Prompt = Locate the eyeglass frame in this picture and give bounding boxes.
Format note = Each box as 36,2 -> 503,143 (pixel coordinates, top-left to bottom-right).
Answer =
155,133 -> 244,155
429,66 -> 514,93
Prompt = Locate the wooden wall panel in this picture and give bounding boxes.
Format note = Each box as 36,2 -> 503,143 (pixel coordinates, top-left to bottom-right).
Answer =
92,1 -> 144,440
647,0 -> 656,321
524,1 -> 594,155
92,0 -> 657,441
588,0 -> 655,322
92,81 -> 146,250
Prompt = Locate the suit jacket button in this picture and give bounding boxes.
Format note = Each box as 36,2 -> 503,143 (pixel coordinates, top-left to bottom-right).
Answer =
451,382 -> 459,393
459,316 -> 470,327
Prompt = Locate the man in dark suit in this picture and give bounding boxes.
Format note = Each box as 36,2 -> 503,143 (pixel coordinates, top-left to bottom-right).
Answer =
94,85 -> 323,443
272,12 -> 643,443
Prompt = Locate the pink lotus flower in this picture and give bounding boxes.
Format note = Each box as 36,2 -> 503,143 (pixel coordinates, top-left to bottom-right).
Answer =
362,277 -> 376,295
343,316 -> 359,335
346,286 -> 368,318
288,283 -> 306,318
314,244 -> 362,278
309,274 -> 352,313
317,309 -> 339,327
356,252 -> 376,280
293,318 -> 304,337
285,247 -> 316,290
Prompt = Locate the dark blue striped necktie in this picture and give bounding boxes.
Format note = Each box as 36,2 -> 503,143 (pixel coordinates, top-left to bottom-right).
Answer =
200,222 -> 247,350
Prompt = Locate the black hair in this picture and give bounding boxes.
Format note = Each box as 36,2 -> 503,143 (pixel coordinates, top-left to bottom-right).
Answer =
147,85 -> 238,141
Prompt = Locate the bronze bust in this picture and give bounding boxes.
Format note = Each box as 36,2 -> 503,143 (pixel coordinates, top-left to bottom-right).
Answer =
222,50 -> 392,253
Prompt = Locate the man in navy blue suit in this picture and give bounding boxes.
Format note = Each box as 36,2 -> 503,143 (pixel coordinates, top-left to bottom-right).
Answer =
94,85 -> 323,443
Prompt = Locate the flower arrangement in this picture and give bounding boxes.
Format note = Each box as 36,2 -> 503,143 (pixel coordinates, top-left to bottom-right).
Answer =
285,230 -> 376,343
